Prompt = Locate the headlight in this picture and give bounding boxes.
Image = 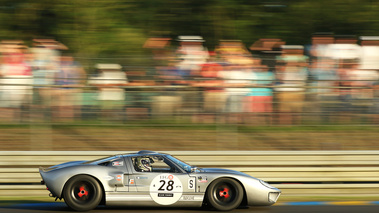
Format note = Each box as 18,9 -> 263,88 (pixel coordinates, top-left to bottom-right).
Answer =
259,180 -> 276,189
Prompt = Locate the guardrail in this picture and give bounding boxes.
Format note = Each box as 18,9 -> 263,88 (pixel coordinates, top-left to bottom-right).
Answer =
1,151 -> 379,198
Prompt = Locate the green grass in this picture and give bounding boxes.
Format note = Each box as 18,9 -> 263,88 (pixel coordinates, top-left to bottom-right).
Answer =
0,122 -> 379,151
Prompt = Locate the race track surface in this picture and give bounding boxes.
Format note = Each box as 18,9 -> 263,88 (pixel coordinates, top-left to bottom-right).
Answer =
1,202 -> 379,213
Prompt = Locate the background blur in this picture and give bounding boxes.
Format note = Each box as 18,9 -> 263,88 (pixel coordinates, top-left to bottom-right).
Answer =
1,0 -> 379,151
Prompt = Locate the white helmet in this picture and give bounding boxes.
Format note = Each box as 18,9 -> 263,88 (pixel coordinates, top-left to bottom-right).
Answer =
137,157 -> 151,172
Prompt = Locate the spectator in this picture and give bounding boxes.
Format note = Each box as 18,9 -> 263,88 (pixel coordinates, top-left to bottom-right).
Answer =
245,63 -> 274,125
30,39 -> 61,121
275,60 -> 308,125
150,62 -> 185,120
223,63 -> 251,123
372,82 -> 379,124
52,55 -> 85,121
336,61 -> 356,123
176,36 -> 209,78
193,57 -> 226,123
88,64 -> 128,122
310,58 -> 339,123
349,63 -> 379,122
0,51 -> 32,122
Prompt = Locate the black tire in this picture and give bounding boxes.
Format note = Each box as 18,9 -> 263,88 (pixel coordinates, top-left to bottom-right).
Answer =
206,178 -> 244,211
63,175 -> 102,212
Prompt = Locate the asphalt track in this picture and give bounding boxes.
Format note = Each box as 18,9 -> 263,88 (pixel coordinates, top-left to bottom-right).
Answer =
1,202 -> 379,213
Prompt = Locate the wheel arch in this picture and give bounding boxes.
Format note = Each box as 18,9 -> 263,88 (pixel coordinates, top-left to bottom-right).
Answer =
203,177 -> 247,207
61,174 -> 106,205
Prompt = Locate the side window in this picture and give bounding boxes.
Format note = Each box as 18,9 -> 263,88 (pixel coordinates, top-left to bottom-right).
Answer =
132,156 -> 176,173
110,159 -> 125,167
98,158 -> 125,168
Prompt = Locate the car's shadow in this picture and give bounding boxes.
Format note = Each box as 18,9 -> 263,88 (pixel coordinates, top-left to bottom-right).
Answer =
1,202 -> 225,212
0,202 -> 71,212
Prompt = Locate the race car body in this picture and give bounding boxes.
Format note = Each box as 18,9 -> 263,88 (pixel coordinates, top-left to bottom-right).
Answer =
40,150 -> 281,211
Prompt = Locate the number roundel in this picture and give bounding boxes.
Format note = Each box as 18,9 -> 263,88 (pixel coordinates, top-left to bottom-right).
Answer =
150,174 -> 183,205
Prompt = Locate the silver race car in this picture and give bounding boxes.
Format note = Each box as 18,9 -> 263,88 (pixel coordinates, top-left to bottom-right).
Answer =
40,151 -> 281,211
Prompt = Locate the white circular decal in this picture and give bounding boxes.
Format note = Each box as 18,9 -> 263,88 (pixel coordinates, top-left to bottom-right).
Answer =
150,173 -> 183,205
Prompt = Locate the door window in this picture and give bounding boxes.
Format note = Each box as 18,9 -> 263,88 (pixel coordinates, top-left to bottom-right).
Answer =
132,155 -> 179,173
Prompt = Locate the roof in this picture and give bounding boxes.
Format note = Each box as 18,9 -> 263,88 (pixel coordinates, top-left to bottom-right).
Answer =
119,150 -> 166,158
137,150 -> 159,155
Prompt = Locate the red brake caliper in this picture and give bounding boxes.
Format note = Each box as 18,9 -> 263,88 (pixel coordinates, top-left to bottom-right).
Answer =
78,186 -> 88,198
219,188 -> 230,199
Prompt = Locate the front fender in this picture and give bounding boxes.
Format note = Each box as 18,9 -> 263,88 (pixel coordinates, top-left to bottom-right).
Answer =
237,176 -> 281,206
201,174 -> 280,206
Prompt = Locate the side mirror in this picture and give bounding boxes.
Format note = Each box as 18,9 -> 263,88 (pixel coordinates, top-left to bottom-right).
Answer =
191,167 -> 199,173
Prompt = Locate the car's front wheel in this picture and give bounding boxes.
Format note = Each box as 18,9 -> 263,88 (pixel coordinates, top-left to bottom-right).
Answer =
206,178 -> 244,211
63,175 -> 102,211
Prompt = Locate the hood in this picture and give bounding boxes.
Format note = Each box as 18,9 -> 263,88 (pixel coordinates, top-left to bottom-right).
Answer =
199,168 -> 251,177
40,161 -> 87,172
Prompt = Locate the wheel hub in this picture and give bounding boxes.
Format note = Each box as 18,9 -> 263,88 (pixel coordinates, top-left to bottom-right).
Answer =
78,186 -> 88,198
219,188 -> 230,199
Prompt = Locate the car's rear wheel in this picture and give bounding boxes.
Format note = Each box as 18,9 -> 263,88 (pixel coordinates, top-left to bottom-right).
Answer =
206,178 -> 244,211
63,175 -> 102,211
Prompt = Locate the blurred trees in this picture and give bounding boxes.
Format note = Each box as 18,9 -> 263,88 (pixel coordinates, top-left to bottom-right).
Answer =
0,0 -> 378,62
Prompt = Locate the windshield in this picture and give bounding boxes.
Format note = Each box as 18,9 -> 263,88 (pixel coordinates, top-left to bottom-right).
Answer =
165,155 -> 193,173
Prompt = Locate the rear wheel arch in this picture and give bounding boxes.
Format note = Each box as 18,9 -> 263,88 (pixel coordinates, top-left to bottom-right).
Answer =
61,174 -> 105,211
61,174 -> 105,200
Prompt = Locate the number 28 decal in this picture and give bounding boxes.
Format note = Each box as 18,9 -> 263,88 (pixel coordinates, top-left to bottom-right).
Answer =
158,180 -> 174,191
150,174 -> 183,205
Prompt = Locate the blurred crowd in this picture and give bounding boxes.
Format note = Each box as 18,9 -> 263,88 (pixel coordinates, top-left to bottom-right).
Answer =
1,34 -> 379,125
0,39 -> 86,122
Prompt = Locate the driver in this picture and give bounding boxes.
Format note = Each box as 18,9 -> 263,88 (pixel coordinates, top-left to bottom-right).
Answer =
135,157 -> 152,172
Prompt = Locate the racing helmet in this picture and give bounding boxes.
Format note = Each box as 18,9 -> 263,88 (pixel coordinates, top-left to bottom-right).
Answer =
136,157 -> 152,172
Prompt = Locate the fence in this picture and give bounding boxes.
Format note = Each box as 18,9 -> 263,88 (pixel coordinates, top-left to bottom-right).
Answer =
0,151 -> 378,199
0,82 -> 378,126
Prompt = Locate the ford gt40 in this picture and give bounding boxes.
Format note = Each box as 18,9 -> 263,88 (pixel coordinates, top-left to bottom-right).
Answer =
39,150 -> 281,211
